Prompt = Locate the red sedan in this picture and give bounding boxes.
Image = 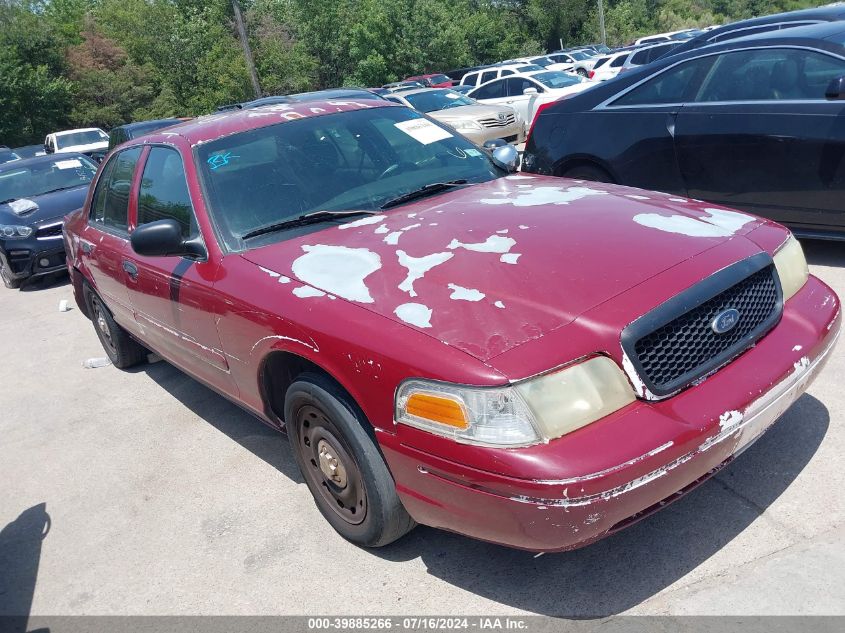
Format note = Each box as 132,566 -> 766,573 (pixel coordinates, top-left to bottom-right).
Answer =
405,73 -> 454,88
64,99 -> 840,551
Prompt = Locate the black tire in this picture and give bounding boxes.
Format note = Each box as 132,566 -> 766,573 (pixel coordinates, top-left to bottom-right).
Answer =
562,163 -> 615,183
285,372 -> 415,547
576,68 -> 588,77
83,285 -> 147,369
0,261 -> 21,289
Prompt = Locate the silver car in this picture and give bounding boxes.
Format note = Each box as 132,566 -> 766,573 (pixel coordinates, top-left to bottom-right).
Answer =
385,88 -> 525,145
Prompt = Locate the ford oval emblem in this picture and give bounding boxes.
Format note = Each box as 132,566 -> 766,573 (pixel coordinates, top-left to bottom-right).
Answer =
712,308 -> 740,334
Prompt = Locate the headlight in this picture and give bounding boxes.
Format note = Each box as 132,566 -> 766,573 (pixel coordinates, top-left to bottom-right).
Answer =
773,234 -> 808,301
450,120 -> 483,131
395,356 -> 636,447
0,225 -> 33,239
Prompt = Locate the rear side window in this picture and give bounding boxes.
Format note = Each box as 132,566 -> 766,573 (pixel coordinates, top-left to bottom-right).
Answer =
695,48 -> 845,102
593,57 -> 609,69
90,147 -> 142,233
472,79 -> 506,100
480,70 -> 497,84
631,49 -> 650,65
612,56 -> 714,106
501,69 -> 514,76
610,55 -> 627,68
462,72 -> 478,86
137,147 -> 197,239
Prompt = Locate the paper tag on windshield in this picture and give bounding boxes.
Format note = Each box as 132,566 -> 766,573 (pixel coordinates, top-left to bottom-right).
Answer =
55,159 -> 82,169
465,149 -> 482,157
445,93 -> 460,99
394,119 -> 452,145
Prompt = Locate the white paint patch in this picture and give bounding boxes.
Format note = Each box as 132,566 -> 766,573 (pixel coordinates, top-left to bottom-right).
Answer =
494,300 -> 505,309
719,410 -> 743,432
633,207 -> 754,238
292,244 -> 381,303
500,253 -> 521,264
374,224 -> 389,234
480,185 -> 606,207
449,235 -> 515,254
279,275 -> 291,284
794,356 -> 810,371
792,345 -> 803,352
448,283 -> 485,302
496,229 -> 509,234
625,194 -> 649,200
397,251 -> 453,297
338,214 -> 384,230
259,266 -> 280,278
518,225 -> 529,229
293,286 -> 326,298
394,303 -> 433,328
669,198 -> 688,203
401,223 -> 421,232
250,334 -> 319,354
429,222 -> 438,226
384,231 -> 402,245
407,213 -> 417,218
505,174 -> 534,180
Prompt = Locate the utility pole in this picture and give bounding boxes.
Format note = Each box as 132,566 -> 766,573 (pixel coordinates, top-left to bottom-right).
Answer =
232,0 -> 261,98
598,0 -> 607,46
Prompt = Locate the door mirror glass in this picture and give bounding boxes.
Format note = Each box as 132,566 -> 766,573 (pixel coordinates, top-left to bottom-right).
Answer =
131,219 -> 204,258
826,75 -> 845,99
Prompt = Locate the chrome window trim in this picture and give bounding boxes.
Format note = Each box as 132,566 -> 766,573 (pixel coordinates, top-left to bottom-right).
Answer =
595,44 -> 845,111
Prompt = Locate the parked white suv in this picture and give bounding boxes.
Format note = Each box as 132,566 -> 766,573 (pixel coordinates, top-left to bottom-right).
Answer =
460,63 -> 544,87
44,128 -> 109,156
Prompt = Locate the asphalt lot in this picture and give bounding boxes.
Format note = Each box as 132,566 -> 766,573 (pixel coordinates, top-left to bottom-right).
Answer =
1,239 -> 844,618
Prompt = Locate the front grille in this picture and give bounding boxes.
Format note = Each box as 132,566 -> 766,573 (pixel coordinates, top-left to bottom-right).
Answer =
623,257 -> 782,397
36,222 -> 63,239
479,114 -> 516,128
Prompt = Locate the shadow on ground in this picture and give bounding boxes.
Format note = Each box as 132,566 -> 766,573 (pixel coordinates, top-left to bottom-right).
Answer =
802,238 -> 845,268
135,353 -> 828,617
18,272 -> 68,293
0,503 -> 50,631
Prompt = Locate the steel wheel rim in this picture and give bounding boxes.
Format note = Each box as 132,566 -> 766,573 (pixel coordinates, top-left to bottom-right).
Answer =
92,299 -> 117,355
296,404 -> 367,525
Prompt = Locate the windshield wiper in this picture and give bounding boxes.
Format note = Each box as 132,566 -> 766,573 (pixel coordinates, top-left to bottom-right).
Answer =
241,209 -> 376,240
0,198 -> 17,205
380,180 -> 468,209
42,185 -> 83,195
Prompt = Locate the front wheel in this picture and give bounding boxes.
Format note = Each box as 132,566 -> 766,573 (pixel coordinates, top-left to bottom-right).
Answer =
0,260 -> 21,289
285,373 -> 415,547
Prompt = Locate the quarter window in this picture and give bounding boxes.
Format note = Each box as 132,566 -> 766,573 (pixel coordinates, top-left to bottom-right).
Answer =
90,147 -> 142,232
480,70 -> 497,84
611,56 -> 714,106
695,48 -> 845,102
137,147 -> 197,239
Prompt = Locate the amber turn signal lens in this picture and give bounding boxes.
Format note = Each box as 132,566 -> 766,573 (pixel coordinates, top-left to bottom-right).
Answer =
405,393 -> 469,429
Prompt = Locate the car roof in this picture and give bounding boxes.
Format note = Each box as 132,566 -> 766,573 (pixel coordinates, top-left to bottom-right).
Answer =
390,87 -> 456,98
54,127 -> 103,136
131,100 -> 399,147
0,152 -> 91,172
117,119 -> 182,133
726,19 -> 845,44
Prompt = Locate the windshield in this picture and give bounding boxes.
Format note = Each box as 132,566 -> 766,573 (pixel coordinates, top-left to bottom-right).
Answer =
532,71 -> 583,89
405,90 -> 474,112
195,107 -> 504,251
516,64 -> 544,73
429,74 -> 451,84
571,51 -> 590,60
0,156 -> 97,202
0,150 -> 21,165
530,57 -> 553,67
55,129 -> 107,149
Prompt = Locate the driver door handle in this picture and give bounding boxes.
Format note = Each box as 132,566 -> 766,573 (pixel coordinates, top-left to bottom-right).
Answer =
122,260 -> 138,280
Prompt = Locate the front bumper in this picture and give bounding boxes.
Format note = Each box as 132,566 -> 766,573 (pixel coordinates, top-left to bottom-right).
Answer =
379,276 -> 840,551
0,239 -> 66,281
461,123 -> 525,146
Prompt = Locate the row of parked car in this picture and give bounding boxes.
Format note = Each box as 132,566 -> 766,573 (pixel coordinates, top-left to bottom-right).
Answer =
0,4 -> 843,555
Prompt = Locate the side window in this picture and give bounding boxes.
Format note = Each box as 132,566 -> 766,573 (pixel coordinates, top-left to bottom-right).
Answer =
462,72 -> 478,86
631,49 -> 650,65
472,79 -> 505,100
612,56 -> 713,106
480,70 -> 497,84
610,55 -> 627,68
501,69 -> 514,77
695,48 -> 845,102
90,147 -> 142,233
137,147 -> 197,239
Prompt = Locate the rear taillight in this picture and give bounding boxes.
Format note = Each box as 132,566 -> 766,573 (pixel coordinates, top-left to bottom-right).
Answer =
527,100 -> 558,144
588,70 -> 595,79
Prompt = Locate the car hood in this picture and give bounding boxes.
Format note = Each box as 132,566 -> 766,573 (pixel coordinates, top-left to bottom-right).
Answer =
430,104 -> 517,122
241,175 -> 766,361
56,141 -> 108,154
0,186 -> 89,225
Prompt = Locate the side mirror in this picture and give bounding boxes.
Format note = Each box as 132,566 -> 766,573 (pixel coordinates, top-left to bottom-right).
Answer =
490,143 -> 520,172
131,219 -> 205,259
826,75 -> 845,100
44,143 -> 53,154
523,87 -> 539,95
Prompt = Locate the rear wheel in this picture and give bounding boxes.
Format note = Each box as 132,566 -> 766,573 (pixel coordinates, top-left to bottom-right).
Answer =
562,163 -> 615,183
83,286 -> 147,368
285,373 -> 415,547
576,68 -> 588,77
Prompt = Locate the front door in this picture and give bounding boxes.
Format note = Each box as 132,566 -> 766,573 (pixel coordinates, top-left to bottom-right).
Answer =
123,145 -> 237,397
674,46 -> 845,229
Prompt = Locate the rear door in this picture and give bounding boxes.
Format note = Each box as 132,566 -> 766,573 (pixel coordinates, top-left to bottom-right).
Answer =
596,54 -> 714,193
674,46 -> 845,228
79,147 -> 143,330
123,145 -> 236,396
